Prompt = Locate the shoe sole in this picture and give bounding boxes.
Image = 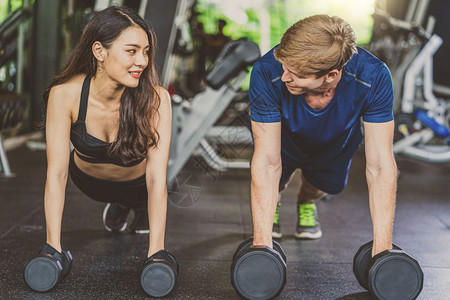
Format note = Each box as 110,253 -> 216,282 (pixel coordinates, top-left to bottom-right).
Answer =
294,230 -> 322,239
272,231 -> 283,239
102,203 -> 128,232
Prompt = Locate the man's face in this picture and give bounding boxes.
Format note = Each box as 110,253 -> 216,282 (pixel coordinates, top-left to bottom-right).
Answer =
280,64 -> 327,95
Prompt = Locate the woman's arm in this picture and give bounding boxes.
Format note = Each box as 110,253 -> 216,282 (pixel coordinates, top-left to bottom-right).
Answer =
145,87 -> 172,257
44,86 -> 73,252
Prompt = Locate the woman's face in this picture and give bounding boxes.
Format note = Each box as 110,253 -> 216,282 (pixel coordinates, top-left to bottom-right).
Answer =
101,26 -> 150,88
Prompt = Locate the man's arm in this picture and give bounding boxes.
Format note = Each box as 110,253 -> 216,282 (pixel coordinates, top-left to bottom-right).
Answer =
250,121 -> 282,247
363,120 -> 397,256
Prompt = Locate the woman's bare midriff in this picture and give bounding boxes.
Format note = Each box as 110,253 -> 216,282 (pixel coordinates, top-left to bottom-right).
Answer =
74,151 -> 146,181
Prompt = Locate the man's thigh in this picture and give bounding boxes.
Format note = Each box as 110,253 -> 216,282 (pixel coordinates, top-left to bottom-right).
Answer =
301,158 -> 353,195
279,157 -> 353,195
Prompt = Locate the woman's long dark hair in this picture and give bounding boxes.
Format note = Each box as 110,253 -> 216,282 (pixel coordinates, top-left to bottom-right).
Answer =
42,6 -> 161,163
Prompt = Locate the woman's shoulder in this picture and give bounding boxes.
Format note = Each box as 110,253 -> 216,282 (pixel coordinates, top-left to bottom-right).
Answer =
154,86 -> 170,103
47,75 -> 87,120
49,74 -> 86,100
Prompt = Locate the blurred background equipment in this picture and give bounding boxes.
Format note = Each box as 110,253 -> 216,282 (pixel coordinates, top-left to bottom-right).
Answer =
0,1 -> 449,299
370,0 -> 450,163
0,0 -> 448,176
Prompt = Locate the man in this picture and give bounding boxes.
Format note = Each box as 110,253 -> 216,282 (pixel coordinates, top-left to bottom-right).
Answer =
249,15 -> 396,256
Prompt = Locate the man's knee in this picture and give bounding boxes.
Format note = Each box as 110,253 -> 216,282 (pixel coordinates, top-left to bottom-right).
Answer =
278,168 -> 296,192
298,176 -> 327,202
325,184 -> 345,195
298,174 -> 347,201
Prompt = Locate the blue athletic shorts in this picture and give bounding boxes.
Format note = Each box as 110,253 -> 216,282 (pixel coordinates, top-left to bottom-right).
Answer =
279,155 -> 353,195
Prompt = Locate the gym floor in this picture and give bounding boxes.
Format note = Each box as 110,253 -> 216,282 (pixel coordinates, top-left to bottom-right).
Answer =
0,145 -> 449,299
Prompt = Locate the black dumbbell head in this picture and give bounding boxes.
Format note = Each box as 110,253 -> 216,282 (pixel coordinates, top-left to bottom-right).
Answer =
24,244 -> 72,292
60,247 -> 73,278
141,250 -> 178,297
272,240 -> 286,263
232,238 -> 254,262
141,262 -> 176,297
353,241 -> 401,290
353,241 -> 374,290
368,249 -> 423,300
231,246 -> 286,299
24,256 -> 63,292
165,251 -> 179,274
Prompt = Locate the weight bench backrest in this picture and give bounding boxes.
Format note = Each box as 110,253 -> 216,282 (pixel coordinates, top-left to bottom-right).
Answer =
205,40 -> 261,90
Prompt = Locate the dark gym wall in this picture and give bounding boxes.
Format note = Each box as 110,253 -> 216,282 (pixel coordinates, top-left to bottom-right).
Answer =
427,0 -> 450,86
31,0 -> 60,124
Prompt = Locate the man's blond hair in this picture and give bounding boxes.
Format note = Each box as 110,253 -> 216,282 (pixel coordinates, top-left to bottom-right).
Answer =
274,15 -> 357,78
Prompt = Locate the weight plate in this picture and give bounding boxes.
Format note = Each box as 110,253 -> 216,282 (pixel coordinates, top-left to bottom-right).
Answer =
141,262 -> 176,297
232,250 -> 286,299
24,257 -> 61,292
369,251 -> 423,300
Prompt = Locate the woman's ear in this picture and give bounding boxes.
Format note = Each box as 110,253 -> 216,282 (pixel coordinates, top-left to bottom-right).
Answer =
92,41 -> 106,62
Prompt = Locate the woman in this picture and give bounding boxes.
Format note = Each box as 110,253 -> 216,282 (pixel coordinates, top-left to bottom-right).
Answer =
42,5 -> 171,259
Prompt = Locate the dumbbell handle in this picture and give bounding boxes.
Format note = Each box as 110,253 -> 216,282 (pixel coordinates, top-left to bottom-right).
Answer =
40,244 -> 63,259
40,244 -> 73,278
233,238 -> 287,263
144,249 -> 178,274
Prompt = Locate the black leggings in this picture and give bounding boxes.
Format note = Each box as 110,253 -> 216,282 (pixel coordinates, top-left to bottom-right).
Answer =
69,151 -> 147,208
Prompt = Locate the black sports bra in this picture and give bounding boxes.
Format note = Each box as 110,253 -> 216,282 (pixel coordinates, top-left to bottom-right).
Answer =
70,76 -> 145,167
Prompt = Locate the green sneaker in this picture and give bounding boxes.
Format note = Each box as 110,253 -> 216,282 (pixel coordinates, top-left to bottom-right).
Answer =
294,203 -> 322,239
272,202 -> 282,239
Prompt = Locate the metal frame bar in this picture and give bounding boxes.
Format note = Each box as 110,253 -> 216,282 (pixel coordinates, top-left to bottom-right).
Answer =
94,0 -> 125,11
402,145 -> 450,163
206,126 -> 252,145
0,135 -> 13,177
413,0 -> 431,26
401,34 -> 442,114
197,139 -> 250,170
405,0 -> 419,22
16,20 -> 24,92
161,0 -> 188,88
138,0 -> 149,17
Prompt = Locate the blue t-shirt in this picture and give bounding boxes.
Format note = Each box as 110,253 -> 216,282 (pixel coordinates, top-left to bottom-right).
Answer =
249,46 -> 394,166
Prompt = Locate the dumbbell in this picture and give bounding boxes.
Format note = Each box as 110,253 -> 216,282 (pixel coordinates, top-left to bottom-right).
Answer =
353,241 -> 423,300
24,243 -> 73,292
231,237 -> 287,300
140,249 -> 179,297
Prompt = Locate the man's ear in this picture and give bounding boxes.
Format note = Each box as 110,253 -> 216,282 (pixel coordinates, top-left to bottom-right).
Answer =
325,69 -> 340,82
92,41 -> 106,62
